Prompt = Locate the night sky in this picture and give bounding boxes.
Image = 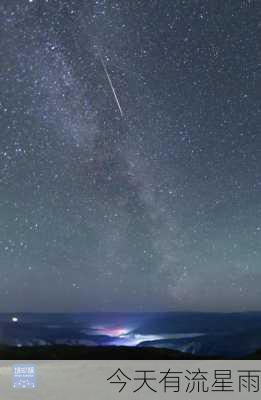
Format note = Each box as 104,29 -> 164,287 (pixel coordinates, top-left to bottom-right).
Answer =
0,0 -> 260,312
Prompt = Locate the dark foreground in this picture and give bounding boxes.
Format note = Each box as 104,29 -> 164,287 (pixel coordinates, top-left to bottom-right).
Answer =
1,345 -> 261,360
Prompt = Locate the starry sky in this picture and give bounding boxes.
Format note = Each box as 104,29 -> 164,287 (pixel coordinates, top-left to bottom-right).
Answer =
0,0 -> 260,312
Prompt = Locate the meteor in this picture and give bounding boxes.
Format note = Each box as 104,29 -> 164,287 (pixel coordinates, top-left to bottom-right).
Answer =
98,52 -> 124,117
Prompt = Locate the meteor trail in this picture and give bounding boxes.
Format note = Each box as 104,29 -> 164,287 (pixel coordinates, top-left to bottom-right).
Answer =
98,52 -> 124,117
83,6 -> 124,117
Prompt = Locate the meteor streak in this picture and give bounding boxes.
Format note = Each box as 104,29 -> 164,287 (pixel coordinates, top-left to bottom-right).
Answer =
98,52 -> 124,117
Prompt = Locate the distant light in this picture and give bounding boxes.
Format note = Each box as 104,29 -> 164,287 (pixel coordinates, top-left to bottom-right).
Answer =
12,317 -> 18,323
92,326 -> 131,337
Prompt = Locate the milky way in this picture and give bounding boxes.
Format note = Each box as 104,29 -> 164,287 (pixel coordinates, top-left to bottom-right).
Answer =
0,0 -> 260,312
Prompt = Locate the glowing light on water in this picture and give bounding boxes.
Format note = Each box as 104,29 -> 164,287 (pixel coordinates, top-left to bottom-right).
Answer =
114,334 -> 163,347
12,317 -> 18,323
113,333 -> 205,347
91,324 -> 206,347
92,326 -> 131,337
